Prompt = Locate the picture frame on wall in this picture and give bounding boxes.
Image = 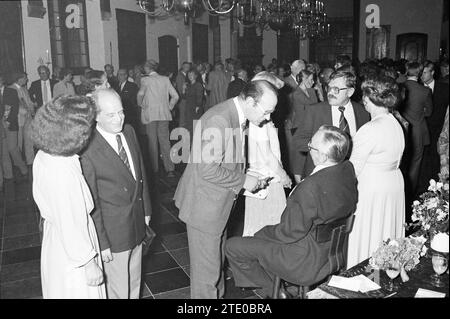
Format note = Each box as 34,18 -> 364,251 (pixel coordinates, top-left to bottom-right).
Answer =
366,25 -> 391,59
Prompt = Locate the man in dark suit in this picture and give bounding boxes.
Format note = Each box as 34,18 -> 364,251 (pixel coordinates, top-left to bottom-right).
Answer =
292,71 -> 370,180
400,62 -> 433,195
116,68 -> 139,132
418,61 -> 449,192
28,65 -> 57,109
225,126 -> 358,298
226,69 -> 247,99
174,80 -> 277,299
80,89 -> 152,299
175,62 -> 191,128
104,64 -> 119,91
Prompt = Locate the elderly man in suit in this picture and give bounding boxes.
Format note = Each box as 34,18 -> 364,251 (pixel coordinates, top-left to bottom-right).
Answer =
292,70 -> 370,180
225,125 -> 358,298
116,68 -> 139,133
80,89 -> 152,299
137,59 -> 179,177
283,59 -> 306,175
400,62 -> 433,195
29,65 -> 57,109
174,80 -> 278,299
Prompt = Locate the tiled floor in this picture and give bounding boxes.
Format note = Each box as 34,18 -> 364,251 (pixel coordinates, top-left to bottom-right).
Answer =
0,164 -> 261,299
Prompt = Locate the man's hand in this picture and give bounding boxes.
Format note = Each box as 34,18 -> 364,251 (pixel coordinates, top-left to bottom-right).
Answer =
145,216 -> 151,226
243,174 -> 259,193
294,175 -> 302,184
281,173 -> 292,189
84,258 -> 104,286
101,248 -> 113,263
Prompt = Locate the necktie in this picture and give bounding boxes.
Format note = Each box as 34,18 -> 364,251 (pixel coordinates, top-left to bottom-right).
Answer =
42,81 -> 48,105
338,106 -> 350,135
116,134 -> 132,174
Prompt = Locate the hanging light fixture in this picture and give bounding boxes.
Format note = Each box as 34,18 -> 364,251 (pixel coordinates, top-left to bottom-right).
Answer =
137,0 -> 329,39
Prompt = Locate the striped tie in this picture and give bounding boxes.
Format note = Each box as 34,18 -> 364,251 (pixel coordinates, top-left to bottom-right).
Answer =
116,134 -> 132,173
338,106 -> 350,135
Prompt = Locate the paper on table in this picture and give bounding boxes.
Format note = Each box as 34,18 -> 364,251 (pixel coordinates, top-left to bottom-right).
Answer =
354,274 -> 381,293
243,188 -> 268,199
415,288 -> 446,298
328,275 -> 381,293
328,275 -> 361,292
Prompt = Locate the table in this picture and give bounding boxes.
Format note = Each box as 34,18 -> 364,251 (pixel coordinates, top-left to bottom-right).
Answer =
307,254 -> 449,298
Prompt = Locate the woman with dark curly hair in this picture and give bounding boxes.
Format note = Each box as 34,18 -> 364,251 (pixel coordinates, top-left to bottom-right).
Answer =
76,70 -> 110,96
346,75 -> 406,269
31,95 -> 106,298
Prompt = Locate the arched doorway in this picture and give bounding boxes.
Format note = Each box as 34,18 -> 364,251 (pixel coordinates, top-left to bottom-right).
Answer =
158,35 -> 178,76
396,33 -> 428,62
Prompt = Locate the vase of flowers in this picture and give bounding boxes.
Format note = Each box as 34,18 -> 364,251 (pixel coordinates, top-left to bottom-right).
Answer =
369,237 -> 426,285
408,178 -> 449,241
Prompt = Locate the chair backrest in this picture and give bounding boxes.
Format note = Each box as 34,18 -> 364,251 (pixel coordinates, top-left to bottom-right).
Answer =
314,214 -> 355,274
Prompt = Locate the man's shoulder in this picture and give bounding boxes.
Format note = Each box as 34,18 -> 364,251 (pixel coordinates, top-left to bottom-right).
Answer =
30,80 -> 40,87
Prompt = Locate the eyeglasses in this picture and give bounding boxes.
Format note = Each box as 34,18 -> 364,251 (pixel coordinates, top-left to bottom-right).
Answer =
327,86 -> 349,95
254,102 -> 271,116
308,141 -> 319,152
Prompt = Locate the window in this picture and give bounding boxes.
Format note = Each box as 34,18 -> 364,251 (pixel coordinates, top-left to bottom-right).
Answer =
48,0 -> 89,74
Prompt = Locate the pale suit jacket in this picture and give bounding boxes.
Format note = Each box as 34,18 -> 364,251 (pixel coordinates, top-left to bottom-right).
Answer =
174,98 -> 246,235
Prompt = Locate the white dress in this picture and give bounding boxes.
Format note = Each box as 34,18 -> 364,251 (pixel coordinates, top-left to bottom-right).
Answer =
33,151 -> 106,299
243,122 -> 287,236
346,113 -> 405,269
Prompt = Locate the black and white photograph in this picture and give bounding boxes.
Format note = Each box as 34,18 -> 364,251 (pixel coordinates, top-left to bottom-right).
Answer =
0,0 -> 448,305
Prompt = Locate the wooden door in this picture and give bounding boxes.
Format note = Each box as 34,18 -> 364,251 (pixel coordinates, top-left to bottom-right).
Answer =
158,35 -> 178,75
116,9 -> 146,69
396,33 -> 428,62
0,1 -> 24,77
192,23 -> 208,64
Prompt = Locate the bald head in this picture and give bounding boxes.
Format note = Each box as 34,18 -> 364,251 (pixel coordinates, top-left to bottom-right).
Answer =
93,89 -> 125,134
291,59 -> 306,76
252,71 -> 285,89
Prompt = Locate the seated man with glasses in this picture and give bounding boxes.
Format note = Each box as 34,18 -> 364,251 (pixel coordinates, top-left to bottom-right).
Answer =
292,70 -> 370,182
225,125 -> 358,298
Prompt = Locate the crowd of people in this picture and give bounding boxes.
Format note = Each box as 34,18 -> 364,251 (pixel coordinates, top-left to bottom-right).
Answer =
0,52 -> 448,299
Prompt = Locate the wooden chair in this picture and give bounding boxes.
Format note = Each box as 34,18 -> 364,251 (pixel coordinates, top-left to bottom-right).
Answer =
272,214 -> 355,299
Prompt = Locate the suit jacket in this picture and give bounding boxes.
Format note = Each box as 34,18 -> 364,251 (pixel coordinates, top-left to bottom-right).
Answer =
138,72 -> 179,124
292,101 -> 370,176
254,161 -> 358,286
206,70 -> 229,107
29,79 -> 57,108
290,87 -> 318,130
226,78 -> 246,99
117,81 -> 139,121
2,87 -> 20,131
80,124 -> 152,253
427,80 -> 449,143
400,80 -> 433,148
283,75 -> 302,130
174,98 -> 246,235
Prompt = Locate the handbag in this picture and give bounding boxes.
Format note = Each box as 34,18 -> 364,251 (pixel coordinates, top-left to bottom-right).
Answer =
142,225 -> 156,256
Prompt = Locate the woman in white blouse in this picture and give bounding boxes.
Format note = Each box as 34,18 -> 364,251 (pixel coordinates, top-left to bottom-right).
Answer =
52,68 -> 75,98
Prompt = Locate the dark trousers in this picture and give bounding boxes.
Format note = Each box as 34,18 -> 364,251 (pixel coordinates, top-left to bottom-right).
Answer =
225,236 -> 276,296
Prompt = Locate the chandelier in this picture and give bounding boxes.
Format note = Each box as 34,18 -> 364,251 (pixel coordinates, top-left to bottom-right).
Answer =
137,0 -> 330,39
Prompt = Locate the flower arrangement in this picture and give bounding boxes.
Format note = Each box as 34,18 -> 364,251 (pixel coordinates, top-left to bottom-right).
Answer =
408,178 -> 449,239
369,237 -> 426,273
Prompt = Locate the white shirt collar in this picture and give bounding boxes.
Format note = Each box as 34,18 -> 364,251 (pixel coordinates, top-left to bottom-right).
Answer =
233,97 -> 246,129
96,125 -> 122,146
425,80 -> 435,92
311,163 -> 334,175
290,74 -> 298,85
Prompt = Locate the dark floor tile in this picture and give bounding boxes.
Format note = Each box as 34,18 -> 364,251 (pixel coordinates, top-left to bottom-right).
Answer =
5,214 -> 37,226
2,233 -> 41,251
3,223 -> 39,238
142,251 -> 179,274
169,248 -> 190,267
0,276 -> 42,299
161,233 -> 188,250
223,277 -> 256,299
154,222 -> 186,236
161,201 -> 179,215
0,260 -> 40,283
144,267 -> 190,294
156,181 -> 172,193
182,266 -> 190,278
154,287 -> 190,299
146,237 -> 166,254
142,295 -> 155,299
152,210 -> 177,225
140,282 -> 152,299
2,246 -> 41,265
